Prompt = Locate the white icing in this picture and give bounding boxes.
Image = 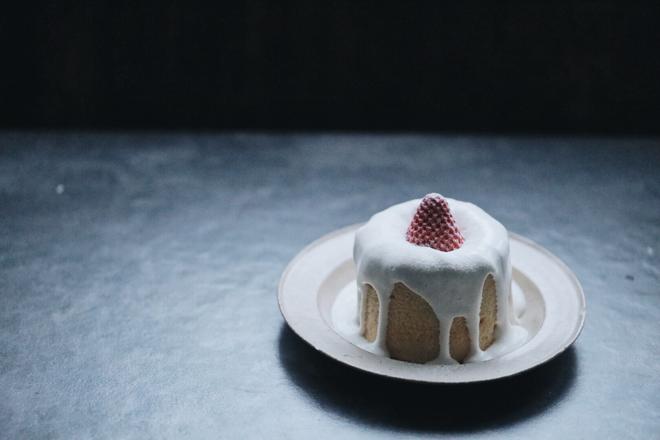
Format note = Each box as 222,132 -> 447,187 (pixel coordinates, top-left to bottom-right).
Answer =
511,281 -> 526,320
353,197 -> 526,364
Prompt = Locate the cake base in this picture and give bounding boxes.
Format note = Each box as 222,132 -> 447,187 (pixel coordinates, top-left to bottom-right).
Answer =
361,275 -> 497,364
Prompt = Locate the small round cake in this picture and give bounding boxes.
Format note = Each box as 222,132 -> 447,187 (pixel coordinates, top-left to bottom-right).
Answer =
353,193 -> 514,364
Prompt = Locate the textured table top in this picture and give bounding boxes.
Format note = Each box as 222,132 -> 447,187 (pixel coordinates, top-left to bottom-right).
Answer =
1,133 -> 659,439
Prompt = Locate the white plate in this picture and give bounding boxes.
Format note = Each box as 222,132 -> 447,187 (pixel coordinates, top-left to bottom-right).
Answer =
278,224 -> 585,383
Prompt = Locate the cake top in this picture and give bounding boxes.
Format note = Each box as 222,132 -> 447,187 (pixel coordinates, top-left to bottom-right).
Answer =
354,197 -> 508,281
406,193 -> 464,252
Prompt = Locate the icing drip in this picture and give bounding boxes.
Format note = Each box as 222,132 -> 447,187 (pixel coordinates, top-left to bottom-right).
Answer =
354,198 -> 519,364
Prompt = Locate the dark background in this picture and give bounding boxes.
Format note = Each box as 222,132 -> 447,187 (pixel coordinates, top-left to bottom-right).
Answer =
2,1 -> 660,133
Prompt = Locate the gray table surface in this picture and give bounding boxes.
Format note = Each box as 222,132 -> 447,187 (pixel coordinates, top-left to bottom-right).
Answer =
1,133 -> 659,439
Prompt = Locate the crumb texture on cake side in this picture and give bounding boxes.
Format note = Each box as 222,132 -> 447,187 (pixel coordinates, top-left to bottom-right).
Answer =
361,274 -> 498,363
354,197 -> 514,365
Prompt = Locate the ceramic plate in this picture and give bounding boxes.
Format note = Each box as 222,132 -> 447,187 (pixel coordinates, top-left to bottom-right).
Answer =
278,224 -> 585,383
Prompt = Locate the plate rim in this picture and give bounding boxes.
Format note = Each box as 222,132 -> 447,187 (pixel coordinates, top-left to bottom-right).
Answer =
278,223 -> 586,384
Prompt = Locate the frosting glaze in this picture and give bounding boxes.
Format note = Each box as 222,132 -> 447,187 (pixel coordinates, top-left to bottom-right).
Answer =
354,197 -> 525,364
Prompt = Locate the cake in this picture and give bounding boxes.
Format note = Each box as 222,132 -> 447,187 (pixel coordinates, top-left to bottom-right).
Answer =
353,193 -> 512,364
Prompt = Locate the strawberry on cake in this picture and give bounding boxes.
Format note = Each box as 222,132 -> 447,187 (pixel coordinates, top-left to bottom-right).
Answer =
353,193 -> 514,364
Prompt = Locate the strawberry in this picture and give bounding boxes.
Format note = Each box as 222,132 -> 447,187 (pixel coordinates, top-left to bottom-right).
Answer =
406,193 -> 465,252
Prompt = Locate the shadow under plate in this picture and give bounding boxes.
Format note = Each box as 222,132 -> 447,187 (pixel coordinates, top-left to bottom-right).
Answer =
278,324 -> 578,433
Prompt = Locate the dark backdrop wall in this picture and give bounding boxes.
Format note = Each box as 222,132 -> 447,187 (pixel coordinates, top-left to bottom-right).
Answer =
2,1 -> 659,133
